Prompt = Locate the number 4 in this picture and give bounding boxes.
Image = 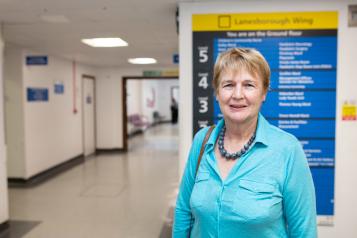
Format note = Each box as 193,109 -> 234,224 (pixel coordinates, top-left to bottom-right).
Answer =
198,75 -> 208,89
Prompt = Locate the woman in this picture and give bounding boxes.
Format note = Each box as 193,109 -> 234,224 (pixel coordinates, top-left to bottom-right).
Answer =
173,48 -> 317,237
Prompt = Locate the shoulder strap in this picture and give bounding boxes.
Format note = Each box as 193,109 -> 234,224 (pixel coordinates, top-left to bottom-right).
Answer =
195,125 -> 215,177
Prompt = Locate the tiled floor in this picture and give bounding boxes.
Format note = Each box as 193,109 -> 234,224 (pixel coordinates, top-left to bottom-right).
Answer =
4,123 -> 179,238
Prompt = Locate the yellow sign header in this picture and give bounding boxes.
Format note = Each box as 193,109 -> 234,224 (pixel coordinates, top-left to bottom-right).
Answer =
192,12 -> 338,31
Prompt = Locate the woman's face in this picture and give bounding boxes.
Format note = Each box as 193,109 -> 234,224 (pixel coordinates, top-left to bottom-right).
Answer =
216,68 -> 267,126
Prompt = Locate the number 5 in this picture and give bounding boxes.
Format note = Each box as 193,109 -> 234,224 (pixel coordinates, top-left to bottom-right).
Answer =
199,48 -> 208,63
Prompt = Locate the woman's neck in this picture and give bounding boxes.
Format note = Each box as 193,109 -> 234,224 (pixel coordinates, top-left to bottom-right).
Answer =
224,117 -> 258,143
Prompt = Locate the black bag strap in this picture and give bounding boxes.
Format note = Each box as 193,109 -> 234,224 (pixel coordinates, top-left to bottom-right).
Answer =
195,125 -> 215,177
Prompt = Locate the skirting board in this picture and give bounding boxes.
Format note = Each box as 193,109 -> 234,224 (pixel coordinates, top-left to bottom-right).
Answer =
8,154 -> 84,188
96,148 -> 126,154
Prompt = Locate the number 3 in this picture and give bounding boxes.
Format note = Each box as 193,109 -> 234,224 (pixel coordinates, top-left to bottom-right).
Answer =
199,99 -> 208,113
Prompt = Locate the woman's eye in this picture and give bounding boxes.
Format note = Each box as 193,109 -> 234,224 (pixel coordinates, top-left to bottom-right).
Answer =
245,83 -> 255,88
223,84 -> 233,88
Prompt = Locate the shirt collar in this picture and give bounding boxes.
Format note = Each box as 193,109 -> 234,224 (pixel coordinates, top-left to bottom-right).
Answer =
205,113 -> 270,150
255,113 -> 270,146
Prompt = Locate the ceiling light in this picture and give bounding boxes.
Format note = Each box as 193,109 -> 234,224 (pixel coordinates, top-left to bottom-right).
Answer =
81,38 -> 128,47
40,14 -> 70,23
128,58 -> 157,64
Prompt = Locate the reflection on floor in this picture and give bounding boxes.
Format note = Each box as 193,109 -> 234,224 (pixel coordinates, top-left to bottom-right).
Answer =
4,123 -> 179,238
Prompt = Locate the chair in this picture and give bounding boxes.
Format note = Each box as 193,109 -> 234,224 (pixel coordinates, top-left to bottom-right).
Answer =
153,111 -> 165,125
127,114 -> 150,134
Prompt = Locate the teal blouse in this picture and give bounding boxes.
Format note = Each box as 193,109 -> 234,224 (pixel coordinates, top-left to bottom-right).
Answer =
173,114 -> 317,238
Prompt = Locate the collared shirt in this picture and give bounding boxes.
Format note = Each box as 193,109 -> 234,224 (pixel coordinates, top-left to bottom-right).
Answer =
173,114 -> 317,238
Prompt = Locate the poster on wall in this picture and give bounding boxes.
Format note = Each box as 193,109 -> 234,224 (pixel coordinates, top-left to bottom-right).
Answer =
27,87 -> 49,102
192,11 -> 337,225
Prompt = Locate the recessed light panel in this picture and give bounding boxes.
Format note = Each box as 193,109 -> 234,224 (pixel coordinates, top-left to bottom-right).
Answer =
128,58 -> 157,64
40,14 -> 70,23
81,38 -> 128,47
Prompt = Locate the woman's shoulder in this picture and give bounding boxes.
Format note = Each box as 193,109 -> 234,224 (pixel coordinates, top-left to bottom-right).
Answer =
267,123 -> 300,146
259,114 -> 299,146
188,126 -> 215,161
193,126 -> 213,143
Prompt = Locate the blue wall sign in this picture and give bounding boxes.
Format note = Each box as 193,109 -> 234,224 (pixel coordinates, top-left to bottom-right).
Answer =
27,88 -> 49,102
26,56 -> 48,65
54,83 -> 64,94
173,54 -> 179,64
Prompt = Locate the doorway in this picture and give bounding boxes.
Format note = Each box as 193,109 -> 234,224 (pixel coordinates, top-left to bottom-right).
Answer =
82,75 -> 96,156
122,76 -> 179,151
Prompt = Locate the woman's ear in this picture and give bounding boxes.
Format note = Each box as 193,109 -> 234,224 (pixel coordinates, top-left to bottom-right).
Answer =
262,91 -> 267,102
262,86 -> 270,102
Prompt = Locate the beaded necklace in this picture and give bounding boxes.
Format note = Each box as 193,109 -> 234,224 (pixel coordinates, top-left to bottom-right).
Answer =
218,126 -> 256,160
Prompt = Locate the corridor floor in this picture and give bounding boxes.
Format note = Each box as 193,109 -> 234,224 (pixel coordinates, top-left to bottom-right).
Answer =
2,123 -> 180,238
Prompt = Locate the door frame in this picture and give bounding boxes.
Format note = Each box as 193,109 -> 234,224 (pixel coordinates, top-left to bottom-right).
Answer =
122,76 -> 178,151
82,74 -> 97,156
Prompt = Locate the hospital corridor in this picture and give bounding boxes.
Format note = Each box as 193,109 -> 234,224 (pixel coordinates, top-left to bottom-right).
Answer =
1,123 -> 179,238
1,0 -> 357,237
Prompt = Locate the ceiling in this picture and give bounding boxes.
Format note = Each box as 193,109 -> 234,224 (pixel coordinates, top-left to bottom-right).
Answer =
0,0 -> 186,69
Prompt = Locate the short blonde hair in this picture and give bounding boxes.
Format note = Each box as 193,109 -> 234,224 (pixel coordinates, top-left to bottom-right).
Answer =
213,48 -> 270,94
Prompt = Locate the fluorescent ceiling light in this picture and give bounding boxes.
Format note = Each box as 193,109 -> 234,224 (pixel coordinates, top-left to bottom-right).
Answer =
128,58 -> 157,64
40,14 -> 70,23
81,38 -> 128,47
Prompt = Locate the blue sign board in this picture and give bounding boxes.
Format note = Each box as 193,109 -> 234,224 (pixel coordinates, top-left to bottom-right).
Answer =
193,28 -> 337,216
27,88 -> 49,102
261,91 -> 336,118
54,83 -> 64,94
26,56 -> 48,65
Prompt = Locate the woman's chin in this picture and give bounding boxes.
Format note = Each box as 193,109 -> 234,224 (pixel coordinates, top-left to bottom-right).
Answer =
225,115 -> 247,124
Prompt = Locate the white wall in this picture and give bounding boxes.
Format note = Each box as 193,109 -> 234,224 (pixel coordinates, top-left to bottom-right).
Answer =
0,25 -> 9,224
96,68 -> 140,149
142,80 -> 159,123
127,80 -> 142,116
179,1 -> 357,237
4,47 -> 25,178
5,45 -> 96,178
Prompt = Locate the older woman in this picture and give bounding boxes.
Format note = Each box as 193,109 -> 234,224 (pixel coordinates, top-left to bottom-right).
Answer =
173,48 -> 317,237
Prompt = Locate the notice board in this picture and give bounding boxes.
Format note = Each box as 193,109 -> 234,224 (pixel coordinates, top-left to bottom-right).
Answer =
192,11 -> 337,224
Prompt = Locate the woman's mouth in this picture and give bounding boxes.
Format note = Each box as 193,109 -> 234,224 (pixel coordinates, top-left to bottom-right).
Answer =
230,104 -> 246,109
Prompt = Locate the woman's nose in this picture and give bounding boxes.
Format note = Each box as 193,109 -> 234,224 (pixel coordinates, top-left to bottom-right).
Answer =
232,85 -> 243,99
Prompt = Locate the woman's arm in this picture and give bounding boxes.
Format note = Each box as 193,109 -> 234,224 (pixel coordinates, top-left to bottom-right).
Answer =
283,142 -> 317,238
172,128 -> 208,238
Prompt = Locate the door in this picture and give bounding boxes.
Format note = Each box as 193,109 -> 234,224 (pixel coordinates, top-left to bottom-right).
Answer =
82,76 -> 96,156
